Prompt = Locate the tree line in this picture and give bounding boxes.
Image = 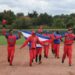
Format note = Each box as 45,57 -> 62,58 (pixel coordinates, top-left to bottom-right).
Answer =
0,10 -> 75,29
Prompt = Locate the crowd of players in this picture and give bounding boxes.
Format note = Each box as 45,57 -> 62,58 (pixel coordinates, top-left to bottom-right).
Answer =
1,25 -> 75,67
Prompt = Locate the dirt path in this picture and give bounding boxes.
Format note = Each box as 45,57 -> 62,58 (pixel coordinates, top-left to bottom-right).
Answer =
0,44 -> 75,75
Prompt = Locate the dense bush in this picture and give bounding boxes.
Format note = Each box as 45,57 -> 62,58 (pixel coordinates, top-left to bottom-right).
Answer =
0,10 -> 75,29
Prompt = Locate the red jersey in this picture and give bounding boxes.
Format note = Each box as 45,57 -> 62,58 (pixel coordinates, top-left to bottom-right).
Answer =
64,33 -> 75,45
43,40 -> 51,46
2,28 -> 6,35
43,33 -> 54,40
50,34 -> 54,41
38,28 -> 43,33
21,35 -> 43,49
43,33 -> 51,45
6,34 -> 19,46
43,33 -> 50,37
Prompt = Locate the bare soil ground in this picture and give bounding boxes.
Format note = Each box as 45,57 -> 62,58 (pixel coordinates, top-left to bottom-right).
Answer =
0,44 -> 75,75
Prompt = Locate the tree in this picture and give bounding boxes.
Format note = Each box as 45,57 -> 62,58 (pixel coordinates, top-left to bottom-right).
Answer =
28,11 -> 38,18
15,17 -> 32,29
3,10 -> 16,25
16,13 -> 24,17
37,13 -> 53,26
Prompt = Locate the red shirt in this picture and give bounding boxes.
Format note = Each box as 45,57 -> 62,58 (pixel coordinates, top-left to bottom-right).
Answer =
43,34 -> 51,45
2,28 -> 6,35
6,34 -> 19,47
49,34 -> 55,43
43,40 -> 51,46
43,34 -> 49,37
64,33 -> 75,45
21,35 -> 43,49
38,28 -> 43,33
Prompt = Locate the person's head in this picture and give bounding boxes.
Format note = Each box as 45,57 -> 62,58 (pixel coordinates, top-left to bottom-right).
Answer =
45,31 -> 49,34
56,31 -> 60,34
39,25 -> 43,29
68,28 -> 73,34
32,31 -> 36,36
9,29 -> 13,35
67,23 -> 73,34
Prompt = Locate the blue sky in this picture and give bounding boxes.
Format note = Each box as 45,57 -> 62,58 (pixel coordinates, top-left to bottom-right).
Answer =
0,0 -> 75,15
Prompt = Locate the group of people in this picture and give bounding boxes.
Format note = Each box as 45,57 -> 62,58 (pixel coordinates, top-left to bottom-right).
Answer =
1,25 -> 75,67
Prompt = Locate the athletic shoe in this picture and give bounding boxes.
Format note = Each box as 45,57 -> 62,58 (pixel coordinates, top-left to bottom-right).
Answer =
62,60 -> 64,63
10,63 -> 12,66
29,64 -> 32,67
69,64 -> 72,66
39,61 -> 42,64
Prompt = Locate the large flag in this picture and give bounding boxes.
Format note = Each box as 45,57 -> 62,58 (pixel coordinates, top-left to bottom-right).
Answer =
21,31 -> 50,41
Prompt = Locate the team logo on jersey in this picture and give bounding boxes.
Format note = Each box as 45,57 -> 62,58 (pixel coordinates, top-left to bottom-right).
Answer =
9,38 -> 15,43
66,36 -> 74,40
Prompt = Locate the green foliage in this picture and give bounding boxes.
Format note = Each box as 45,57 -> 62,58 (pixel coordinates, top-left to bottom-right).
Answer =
3,10 -> 16,25
0,10 -> 75,29
15,17 -> 33,29
0,36 -> 7,45
28,11 -> 38,18
0,36 -> 25,45
16,13 -> 24,17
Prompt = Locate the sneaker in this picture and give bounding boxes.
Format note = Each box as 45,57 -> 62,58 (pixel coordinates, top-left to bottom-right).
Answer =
10,63 -> 12,66
29,64 -> 32,67
52,49 -> 55,54
39,61 -> 42,64
69,64 -> 72,66
46,56 -> 48,59
44,55 -> 46,58
62,60 -> 64,63
8,58 -> 10,62
32,60 -> 33,62
57,57 -> 60,59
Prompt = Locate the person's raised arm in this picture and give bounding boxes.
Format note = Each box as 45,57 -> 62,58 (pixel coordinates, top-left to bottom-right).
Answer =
37,38 -> 44,46
20,37 -> 30,49
16,31 -> 21,40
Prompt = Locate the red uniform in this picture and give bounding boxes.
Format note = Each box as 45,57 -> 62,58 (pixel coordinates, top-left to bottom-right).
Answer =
2,28 -> 6,35
49,34 -> 55,54
62,33 -> 75,65
6,34 -> 19,65
38,29 -> 43,33
20,35 -> 43,66
43,39 -> 51,58
43,34 -> 50,58
54,35 -> 62,58
36,44 -> 42,63
54,44 -> 60,58
36,44 -> 42,56
38,26 -> 43,33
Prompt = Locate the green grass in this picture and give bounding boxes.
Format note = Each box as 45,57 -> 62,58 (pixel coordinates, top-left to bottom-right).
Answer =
0,35 -> 65,45
0,36 -> 25,45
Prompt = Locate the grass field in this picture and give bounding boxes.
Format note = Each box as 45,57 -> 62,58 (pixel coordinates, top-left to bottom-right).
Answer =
0,36 -> 25,45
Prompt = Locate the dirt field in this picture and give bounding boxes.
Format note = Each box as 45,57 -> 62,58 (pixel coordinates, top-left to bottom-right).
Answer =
0,44 -> 75,75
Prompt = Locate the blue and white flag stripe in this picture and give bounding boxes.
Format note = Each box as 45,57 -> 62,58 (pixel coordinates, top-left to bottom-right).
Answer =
21,31 -> 50,41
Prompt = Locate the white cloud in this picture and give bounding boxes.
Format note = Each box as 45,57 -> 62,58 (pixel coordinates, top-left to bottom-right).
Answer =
0,0 -> 75,15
